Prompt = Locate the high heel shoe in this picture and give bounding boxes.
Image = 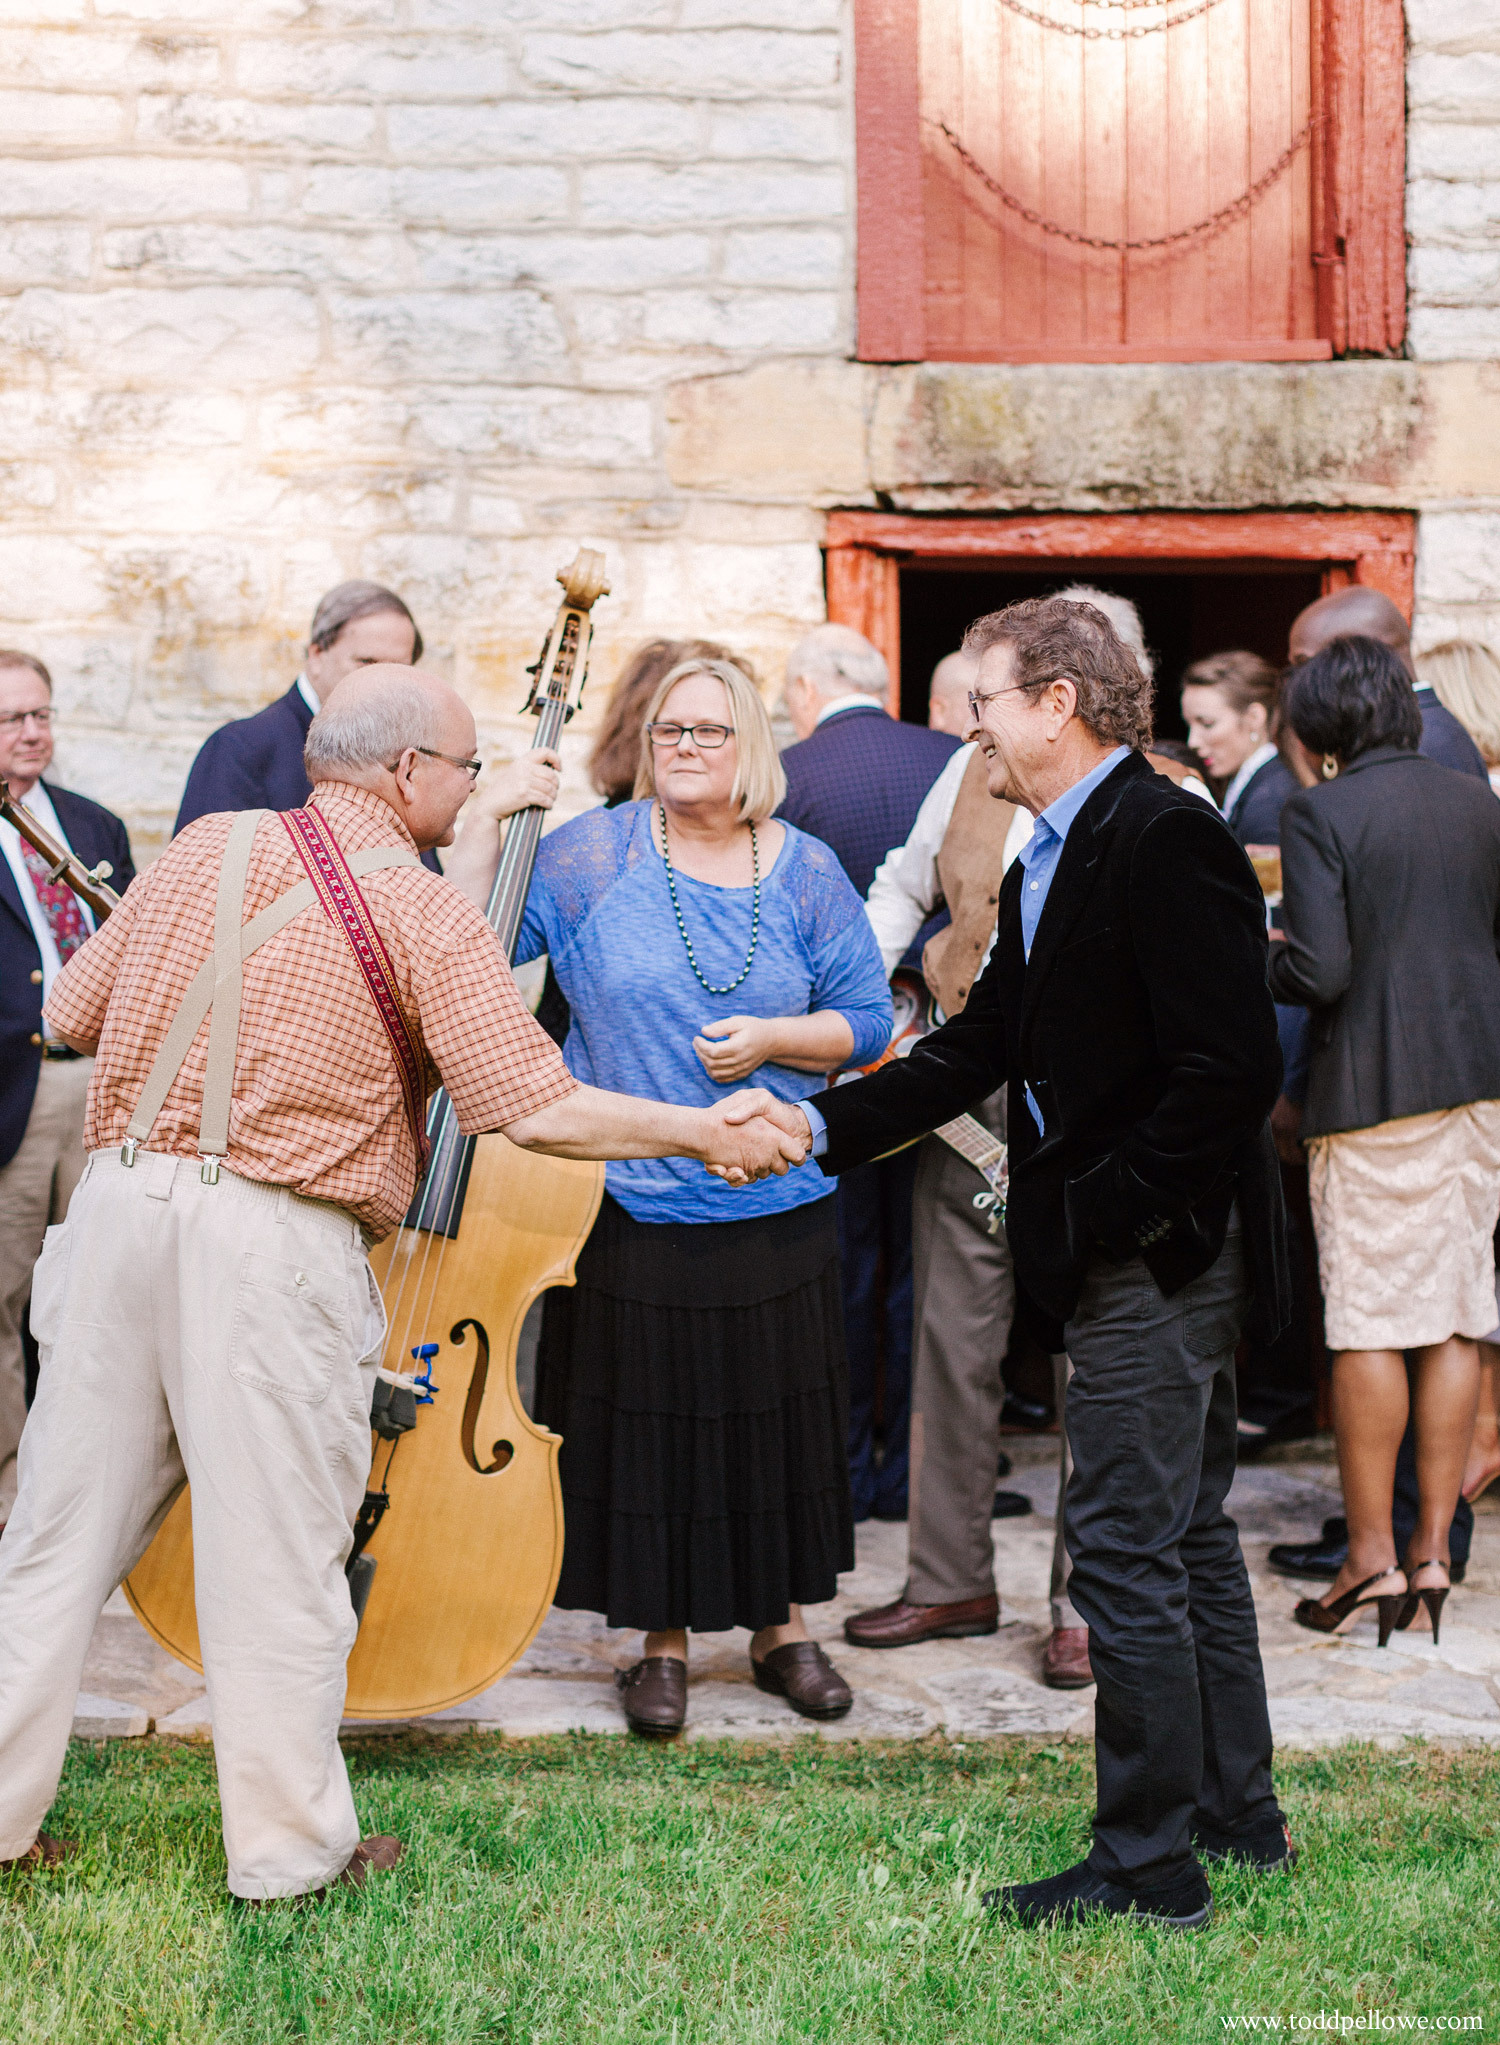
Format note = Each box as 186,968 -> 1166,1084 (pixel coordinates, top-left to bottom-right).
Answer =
1395,1560 -> 1451,1646
1293,1568 -> 1407,1648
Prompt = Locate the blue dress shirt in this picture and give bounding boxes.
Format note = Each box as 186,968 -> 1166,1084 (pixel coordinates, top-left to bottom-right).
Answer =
804,747 -> 1132,1153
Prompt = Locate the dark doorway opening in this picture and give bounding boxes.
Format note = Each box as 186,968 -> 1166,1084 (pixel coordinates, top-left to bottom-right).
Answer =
898,562 -> 1322,739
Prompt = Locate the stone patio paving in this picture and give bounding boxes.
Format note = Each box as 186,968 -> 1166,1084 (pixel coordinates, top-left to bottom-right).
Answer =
79,1436 -> 1500,1748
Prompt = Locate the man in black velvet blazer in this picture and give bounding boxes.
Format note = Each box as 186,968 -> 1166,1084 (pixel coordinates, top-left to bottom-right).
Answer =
734,598 -> 1293,1930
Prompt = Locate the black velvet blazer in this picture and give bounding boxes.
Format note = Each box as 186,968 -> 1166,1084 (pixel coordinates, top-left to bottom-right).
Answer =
1267,747 -> 1500,1139
817,749 -> 1290,1339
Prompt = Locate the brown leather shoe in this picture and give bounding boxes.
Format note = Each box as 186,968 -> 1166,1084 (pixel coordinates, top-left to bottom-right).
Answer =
844,1593 -> 999,1649
1042,1626 -> 1094,1689
337,1835 -> 404,1890
0,1832 -> 74,1872
616,1656 -> 687,1736
751,1641 -> 852,1720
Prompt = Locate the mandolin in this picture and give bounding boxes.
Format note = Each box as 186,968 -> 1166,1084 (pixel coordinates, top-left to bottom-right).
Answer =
125,552 -> 610,1718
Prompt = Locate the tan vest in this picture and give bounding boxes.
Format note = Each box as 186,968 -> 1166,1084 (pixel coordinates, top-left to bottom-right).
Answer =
921,749 -> 1017,1020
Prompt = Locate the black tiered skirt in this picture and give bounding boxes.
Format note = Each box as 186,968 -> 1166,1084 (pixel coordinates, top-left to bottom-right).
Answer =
536,1192 -> 854,1634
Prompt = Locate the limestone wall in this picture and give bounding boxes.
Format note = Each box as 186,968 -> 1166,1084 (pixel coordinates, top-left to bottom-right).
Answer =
0,0 -> 1495,858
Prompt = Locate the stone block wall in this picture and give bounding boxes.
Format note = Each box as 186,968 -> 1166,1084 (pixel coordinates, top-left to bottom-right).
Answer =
0,0 -> 851,853
0,1 -> 1496,857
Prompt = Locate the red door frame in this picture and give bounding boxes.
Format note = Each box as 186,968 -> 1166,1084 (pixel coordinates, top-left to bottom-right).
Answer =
823,508 -> 1417,713
854,0 -> 1407,362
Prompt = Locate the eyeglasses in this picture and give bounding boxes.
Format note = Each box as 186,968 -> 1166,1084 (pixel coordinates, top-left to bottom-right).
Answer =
0,707 -> 52,732
966,684 -> 1032,723
646,722 -> 735,750
387,745 -> 482,781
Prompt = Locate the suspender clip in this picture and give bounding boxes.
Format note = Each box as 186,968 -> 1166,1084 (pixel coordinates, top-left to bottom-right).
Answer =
120,1137 -> 138,1168
199,1154 -> 221,1185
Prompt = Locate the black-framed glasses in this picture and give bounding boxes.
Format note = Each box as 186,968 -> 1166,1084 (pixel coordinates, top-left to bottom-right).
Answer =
388,745 -> 482,781
646,721 -> 735,750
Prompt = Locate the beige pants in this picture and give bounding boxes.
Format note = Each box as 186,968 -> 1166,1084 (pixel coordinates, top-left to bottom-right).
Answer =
0,1148 -> 387,1898
0,1056 -> 93,1518
905,1094 -> 1078,1630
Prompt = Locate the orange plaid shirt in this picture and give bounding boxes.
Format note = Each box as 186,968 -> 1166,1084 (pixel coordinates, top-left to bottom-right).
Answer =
45,782 -> 578,1238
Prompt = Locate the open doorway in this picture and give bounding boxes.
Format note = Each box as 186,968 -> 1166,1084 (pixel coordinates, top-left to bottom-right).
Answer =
898,562 -> 1323,739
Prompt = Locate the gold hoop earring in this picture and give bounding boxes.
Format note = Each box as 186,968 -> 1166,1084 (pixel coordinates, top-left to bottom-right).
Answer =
1322,754 -> 1339,780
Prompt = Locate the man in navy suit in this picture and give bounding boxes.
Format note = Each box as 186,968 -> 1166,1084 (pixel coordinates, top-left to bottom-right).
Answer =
1289,587 -> 1488,781
778,625 -> 959,1518
175,581 -> 435,853
0,650 -> 134,1531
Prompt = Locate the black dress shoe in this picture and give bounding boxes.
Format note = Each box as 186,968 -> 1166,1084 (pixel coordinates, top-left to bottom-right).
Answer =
1001,1394 -> 1053,1432
984,1858 -> 1212,1930
992,1489 -> 1032,1519
1266,1516 -> 1347,1581
616,1657 -> 687,1737
1192,1812 -> 1297,1871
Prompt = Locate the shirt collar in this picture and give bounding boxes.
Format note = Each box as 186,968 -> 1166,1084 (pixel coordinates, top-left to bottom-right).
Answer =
295,671 -> 320,719
308,779 -> 420,853
1029,745 -> 1131,848
1221,741 -> 1279,816
814,693 -> 885,728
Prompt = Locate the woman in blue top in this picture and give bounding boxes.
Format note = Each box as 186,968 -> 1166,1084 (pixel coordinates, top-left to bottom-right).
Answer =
512,656 -> 892,1735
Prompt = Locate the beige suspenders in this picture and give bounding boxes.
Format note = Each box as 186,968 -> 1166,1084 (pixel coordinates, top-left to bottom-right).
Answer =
120,810 -> 420,1180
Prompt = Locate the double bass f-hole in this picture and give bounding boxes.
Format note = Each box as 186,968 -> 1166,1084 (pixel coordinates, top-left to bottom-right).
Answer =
452,1317 -> 515,1475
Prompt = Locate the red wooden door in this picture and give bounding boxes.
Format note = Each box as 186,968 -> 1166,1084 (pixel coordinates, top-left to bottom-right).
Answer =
855,0 -> 1414,363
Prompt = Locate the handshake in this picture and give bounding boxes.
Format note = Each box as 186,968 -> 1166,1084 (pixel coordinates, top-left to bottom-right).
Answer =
700,1090 -> 815,1187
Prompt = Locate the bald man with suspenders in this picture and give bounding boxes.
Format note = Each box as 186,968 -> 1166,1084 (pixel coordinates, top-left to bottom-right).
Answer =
0,666 -> 803,1901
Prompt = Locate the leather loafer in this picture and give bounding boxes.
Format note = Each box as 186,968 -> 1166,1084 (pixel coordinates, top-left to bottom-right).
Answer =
243,1835 -> 405,1906
0,1832 -> 74,1872
1042,1626 -> 1093,1689
616,1656 -> 687,1737
752,1640 -> 852,1719
844,1592 -> 998,1648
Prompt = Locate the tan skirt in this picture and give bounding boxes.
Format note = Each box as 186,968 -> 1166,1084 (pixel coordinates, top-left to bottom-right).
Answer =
1307,1101 -> 1500,1351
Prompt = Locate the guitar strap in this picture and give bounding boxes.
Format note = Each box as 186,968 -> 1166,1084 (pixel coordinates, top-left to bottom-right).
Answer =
279,805 -> 432,1173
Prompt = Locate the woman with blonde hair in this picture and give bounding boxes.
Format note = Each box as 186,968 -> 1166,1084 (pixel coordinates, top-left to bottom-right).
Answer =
1418,639 -> 1500,795
504,656 -> 892,1735
588,636 -> 739,804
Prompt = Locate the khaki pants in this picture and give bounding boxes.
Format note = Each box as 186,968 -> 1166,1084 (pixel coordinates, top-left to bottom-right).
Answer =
905,1094 -> 1078,1629
0,1148 -> 386,1899
0,1056 -> 93,1518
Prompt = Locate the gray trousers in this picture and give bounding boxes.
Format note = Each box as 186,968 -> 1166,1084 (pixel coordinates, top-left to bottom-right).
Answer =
1063,1217 -> 1278,1888
905,1098 -> 1077,1626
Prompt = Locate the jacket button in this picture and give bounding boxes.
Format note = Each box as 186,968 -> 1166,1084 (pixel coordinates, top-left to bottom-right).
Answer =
30,969 -> 42,984
30,1032 -> 42,1046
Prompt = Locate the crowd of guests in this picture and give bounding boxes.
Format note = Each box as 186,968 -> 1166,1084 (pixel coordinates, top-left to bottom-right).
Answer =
6,568 -> 1500,1738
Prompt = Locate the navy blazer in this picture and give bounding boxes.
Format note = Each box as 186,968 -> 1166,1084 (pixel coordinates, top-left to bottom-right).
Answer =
1416,687 -> 1488,782
175,680 -> 441,871
1,782 -> 135,1170
1226,754 -> 1300,848
777,705 -> 959,899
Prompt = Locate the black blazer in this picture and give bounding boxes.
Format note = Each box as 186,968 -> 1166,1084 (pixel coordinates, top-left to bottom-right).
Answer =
175,680 -> 442,872
817,750 -> 1289,1340
1267,748 -> 1500,1139
0,782 -> 134,1169
1226,753 -> 1299,848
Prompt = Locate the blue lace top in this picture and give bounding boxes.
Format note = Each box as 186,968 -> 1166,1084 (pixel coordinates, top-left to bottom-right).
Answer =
516,800 -> 893,1224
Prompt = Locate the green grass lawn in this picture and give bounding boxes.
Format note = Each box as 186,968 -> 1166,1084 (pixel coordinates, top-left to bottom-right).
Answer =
2,1735 -> 1497,2044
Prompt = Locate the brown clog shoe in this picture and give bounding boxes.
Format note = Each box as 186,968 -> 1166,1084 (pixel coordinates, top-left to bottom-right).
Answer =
0,1832 -> 75,1872
751,1641 -> 853,1721
616,1656 -> 687,1737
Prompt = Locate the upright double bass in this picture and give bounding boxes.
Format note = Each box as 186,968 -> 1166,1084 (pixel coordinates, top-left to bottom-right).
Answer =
125,552 -> 610,1718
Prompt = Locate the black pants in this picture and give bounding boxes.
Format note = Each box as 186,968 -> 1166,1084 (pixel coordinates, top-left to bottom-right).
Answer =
837,1150 -> 919,1518
1064,1222 -> 1280,1888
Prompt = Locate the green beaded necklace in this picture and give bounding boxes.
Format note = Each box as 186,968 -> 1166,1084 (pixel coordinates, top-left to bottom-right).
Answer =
656,802 -> 761,996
